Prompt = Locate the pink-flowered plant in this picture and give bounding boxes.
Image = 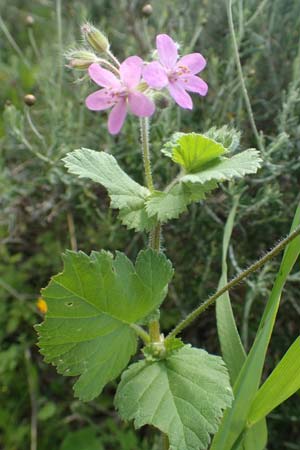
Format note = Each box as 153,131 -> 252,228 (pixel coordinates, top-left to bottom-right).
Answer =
86,56 -> 155,134
143,34 -> 208,109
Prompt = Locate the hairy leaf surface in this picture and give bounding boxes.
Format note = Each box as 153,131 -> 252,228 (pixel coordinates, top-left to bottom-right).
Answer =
171,133 -> 226,173
181,150 -> 262,184
145,181 -> 218,222
36,249 -> 173,401
63,148 -> 155,231
115,345 -> 233,450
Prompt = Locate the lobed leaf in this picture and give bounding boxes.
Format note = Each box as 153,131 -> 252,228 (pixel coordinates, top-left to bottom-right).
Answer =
115,345 -> 233,450
36,249 -> 173,401
145,182 -> 218,223
181,149 -> 262,185
204,126 -> 241,152
63,148 -> 153,231
171,133 -> 226,173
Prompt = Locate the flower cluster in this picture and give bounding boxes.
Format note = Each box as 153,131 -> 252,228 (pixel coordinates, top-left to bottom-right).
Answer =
72,30 -> 208,134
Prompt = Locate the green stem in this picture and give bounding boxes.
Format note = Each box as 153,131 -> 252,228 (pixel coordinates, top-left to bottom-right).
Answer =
28,28 -> 40,60
56,0 -> 63,96
140,118 -> 154,192
25,349 -> 38,450
139,117 -> 162,340
162,433 -> 169,450
107,49 -> 121,68
227,0 -> 264,153
130,324 -> 150,344
149,320 -> 161,342
166,224 -> 300,340
150,222 -> 161,251
0,15 -> 30,66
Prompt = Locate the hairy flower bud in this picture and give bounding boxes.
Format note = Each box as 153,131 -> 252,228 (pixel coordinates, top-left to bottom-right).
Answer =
65,49 -> 98,69
81,22 -> 110,54
153,92 -> 170,109
136,81 -> 149,92
24,94 -> 36,106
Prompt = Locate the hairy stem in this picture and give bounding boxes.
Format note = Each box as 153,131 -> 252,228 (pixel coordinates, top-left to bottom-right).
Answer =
227,0 -> 264,153
130,324 -> 150,344
166,225 -> 300,340
107,49 -> 121,67
140,118 -> 154,192
140,118 -> 162,340
150,222 -> 161,251
149,320 -> 161,342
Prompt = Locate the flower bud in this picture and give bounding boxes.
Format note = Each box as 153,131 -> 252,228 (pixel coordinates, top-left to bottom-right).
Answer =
65,49 -> 98,69
24,94 -> 36,106
81,22 -> 110,54
136,81 -> 149,92
25,15 -> 35,27
142,4 -> 153,16
153,92 -> 170,109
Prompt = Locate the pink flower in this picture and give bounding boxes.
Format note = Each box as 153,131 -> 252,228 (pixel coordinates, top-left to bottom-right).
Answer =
86,56 -> 155,134
143,34 -> 208,110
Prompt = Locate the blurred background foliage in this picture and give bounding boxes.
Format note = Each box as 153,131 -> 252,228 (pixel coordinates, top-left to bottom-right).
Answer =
0,0 -> 300,449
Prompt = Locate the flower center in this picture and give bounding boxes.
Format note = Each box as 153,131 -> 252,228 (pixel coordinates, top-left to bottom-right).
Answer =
106,86 -> 128,105
167,65 -> 190,83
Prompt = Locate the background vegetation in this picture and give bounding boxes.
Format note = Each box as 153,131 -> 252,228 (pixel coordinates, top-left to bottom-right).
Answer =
0,0 -> 300,449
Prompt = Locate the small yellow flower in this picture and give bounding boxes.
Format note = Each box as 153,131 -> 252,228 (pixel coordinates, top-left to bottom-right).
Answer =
37,297 -> 48,314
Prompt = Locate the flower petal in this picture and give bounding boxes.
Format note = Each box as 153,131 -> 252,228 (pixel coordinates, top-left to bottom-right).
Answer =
168,82 -> 193,110
143,61 -> 169,89
180,74 -> 208,96
85,89 -> 115,110
108,99 -> 127,134
156,34 -> 178,69
120,56 -> 143,88
88,63 -> 120,88
177,53 -> 206,74
128,92 -> 155,117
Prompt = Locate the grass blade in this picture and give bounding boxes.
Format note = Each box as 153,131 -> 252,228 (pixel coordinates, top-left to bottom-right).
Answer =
211,203 -> 300,449
216,195 -> 246,384
247,336 -> 300,426
216,195 -> 267,449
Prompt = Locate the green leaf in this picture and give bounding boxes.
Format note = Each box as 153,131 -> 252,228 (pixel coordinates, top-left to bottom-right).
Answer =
145,185 -> 190,222
115,345 -> 233,450
216,197 -> 268,450
204,126 -> 241,152
216,196 -> 246,384
243,420 -> 268,450
211,203 -> 300,450
36,249 -> 173,401
60,427 -> 102,450
161,132 -> 185,158
63,148 -> 153,231
145,181 -> 218,223
181,149 -> 262,185
171,133 -> 227,173
247,336 -> 300,426
118,206 -> 157,232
